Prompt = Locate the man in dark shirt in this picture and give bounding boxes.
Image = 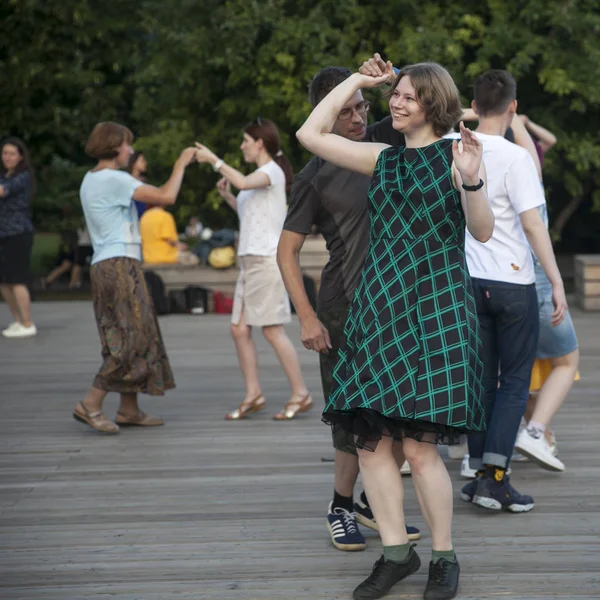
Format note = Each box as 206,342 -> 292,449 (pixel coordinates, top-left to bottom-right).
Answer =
277,66 -> 420,552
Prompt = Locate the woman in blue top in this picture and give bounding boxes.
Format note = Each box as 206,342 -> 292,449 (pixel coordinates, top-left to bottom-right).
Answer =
73,121 -> 196,434
128,151 -> 149,217
0,137 -> 37,339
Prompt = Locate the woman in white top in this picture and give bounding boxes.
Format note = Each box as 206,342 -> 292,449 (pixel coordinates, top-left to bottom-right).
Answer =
73,121 -> 196,434
194,118 -> 311,421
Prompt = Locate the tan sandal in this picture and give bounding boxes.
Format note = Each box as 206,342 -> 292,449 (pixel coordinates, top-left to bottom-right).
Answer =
115,411 -> 164,427
73,402 -> 119,434
272,394 -> 313,421
225,395 -> 266,420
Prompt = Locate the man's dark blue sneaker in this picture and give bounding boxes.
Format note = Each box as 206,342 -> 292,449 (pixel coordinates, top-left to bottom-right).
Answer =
327,501 -> 366,551
460,478 -> 479,503
472,475 -> 535,513
354,499 -> 421,540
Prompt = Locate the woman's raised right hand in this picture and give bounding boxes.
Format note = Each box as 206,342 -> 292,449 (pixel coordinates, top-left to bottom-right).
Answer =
359,52 -> 391,77
353,67 -> 393,89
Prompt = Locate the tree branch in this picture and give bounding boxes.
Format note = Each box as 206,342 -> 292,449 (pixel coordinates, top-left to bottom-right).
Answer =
550,195 -> 584,242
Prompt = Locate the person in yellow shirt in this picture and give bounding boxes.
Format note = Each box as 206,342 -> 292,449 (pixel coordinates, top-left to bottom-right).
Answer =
140,206 -> 179,264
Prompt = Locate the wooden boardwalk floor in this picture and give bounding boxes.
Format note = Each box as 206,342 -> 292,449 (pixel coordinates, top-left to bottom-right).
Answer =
1,301 -> 599,600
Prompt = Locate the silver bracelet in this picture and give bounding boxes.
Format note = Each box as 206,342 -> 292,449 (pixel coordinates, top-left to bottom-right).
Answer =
212,159 -> 224,172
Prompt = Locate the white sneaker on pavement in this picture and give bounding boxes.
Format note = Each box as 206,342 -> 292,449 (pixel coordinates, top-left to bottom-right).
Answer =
400,460 -> 411,475
2,323 -> 37,338
514,428 -> 565,472
2,322 -> 20,335
460,454 -> 477,478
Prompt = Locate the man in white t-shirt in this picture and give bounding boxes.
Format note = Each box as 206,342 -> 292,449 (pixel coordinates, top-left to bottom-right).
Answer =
452,70 -> 568,513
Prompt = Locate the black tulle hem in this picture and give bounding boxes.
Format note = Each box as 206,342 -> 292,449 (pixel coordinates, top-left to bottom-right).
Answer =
322,408 -> 474,452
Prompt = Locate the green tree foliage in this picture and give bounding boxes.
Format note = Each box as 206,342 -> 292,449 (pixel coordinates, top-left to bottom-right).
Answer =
1,0 -> 599,248
0,0 -> 145,232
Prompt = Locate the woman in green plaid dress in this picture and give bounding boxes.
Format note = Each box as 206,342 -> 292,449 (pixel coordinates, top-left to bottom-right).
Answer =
297,58 -> 494,600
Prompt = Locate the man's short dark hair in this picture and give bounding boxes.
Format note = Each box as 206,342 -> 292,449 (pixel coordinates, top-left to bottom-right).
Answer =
474,70 -> 517,117
308,67 -> 353,107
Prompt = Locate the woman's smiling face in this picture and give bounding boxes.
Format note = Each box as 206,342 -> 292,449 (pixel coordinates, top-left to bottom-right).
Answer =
389,76 -> 426,133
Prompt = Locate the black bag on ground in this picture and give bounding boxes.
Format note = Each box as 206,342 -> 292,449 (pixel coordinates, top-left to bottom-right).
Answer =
144,270 -> 169,315
184,286 -> 209,314
167,286 -> 209,314
168,289 -> 187,314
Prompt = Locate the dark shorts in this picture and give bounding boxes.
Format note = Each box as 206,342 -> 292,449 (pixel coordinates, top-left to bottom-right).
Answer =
75,245 -> 94,267
0,232 -> 33,284
57,245 -> 93,267
317,303 -> 356,455
56,249 -> 75,265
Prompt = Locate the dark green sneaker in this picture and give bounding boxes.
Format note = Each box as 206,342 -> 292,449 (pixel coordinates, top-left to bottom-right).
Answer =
423,557 -> 460,600
353,546 -> 421,600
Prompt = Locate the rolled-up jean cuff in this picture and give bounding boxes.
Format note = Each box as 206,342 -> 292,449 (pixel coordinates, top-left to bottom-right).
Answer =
482,452 -> 508,468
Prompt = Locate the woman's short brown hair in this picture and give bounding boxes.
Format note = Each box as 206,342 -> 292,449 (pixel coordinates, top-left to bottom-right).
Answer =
85,122 -> 134,159
391,63 -> 463,137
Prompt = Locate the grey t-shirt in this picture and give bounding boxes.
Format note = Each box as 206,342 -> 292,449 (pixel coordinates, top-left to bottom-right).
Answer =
284,117 -> 404,308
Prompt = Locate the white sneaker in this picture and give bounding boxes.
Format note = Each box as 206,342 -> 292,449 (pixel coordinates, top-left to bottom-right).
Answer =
511,451 -> 529,462
461,453 -> 512,478
2,323 -> 37,338
1,321 -> 20,335
400,460 -> 411,475
514,428 -> 565,472
447,440 -> 468,460
460,454 -> 477,479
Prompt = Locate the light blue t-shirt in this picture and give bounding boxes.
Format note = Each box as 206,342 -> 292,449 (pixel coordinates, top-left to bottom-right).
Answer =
80,169 -> 144,265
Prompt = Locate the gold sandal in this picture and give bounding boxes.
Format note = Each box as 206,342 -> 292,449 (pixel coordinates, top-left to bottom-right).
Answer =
272,394 -> 313,421
115,411 -> 164,427
73,402 -> 119,434
225,394 -> 266,420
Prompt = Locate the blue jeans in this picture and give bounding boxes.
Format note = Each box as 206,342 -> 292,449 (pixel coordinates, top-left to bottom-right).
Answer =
467,279 -> 539,469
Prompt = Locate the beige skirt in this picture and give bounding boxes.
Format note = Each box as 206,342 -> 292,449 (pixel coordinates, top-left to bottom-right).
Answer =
231,255 -> 291,326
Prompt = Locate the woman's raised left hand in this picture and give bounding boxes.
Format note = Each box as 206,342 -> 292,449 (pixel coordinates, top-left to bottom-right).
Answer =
452,121 -> 483,184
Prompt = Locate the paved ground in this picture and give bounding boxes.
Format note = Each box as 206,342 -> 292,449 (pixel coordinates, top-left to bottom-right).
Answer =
1,301 -> 599,600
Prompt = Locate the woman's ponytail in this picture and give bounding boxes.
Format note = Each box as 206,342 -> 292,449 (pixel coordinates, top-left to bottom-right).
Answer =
274,150 -> 294,195
244,119 -> 294,194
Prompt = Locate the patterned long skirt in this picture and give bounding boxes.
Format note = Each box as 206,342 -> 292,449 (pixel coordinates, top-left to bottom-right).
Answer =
91,257 -> 175,395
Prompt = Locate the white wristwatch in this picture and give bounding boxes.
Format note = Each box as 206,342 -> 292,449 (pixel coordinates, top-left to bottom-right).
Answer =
212,159 -> 224,172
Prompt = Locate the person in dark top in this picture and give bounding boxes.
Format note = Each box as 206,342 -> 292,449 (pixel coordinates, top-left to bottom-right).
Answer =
277,65 -> 420,553
0,137 -> 37,338
128,151 -> 148,218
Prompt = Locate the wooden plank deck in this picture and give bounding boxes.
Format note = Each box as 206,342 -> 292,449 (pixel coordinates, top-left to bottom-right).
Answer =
1,301 -> 599,600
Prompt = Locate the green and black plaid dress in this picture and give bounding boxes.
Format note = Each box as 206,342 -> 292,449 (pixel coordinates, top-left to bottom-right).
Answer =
322,140 -> 485,449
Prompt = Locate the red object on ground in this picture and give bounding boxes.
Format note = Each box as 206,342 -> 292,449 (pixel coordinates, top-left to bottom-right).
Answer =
213,291 -> 233,314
